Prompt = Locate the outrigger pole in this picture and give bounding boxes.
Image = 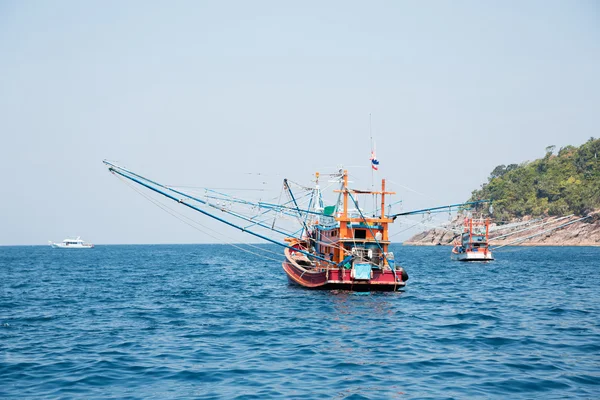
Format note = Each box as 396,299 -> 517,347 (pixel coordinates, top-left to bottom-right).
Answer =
390,200 -> 491,219
104,161 -> 308,238
103,161 -> 337,266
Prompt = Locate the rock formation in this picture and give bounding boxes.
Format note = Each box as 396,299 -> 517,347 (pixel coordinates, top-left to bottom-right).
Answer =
403,214 -> 600,246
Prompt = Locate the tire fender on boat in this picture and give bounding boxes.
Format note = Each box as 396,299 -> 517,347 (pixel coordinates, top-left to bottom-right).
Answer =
399,268 -> 409,282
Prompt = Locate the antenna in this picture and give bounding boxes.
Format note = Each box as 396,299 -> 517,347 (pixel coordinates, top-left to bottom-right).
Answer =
369,113 -> 373,188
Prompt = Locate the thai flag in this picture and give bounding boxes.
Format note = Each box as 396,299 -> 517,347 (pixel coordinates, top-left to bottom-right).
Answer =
370,151 -> 379,170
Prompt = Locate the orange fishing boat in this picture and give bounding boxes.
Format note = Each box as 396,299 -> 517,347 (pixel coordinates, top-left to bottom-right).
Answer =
282,170 -> 408,291
451,215 -> 494,261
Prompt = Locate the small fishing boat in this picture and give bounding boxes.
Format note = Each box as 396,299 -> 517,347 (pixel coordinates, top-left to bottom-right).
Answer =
451,216 -> 493,261
49,237 -> 94,249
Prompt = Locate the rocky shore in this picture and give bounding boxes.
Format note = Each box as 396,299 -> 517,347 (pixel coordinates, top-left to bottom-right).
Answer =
403,215 -> 600,246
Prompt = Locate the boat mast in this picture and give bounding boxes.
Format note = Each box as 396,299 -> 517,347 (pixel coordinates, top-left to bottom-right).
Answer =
369,113 -> 376,215
340,170 -> 349,240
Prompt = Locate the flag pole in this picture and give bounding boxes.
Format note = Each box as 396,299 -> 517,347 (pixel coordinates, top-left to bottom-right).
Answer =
370,113 -> 373,190
370,113 -> 376,215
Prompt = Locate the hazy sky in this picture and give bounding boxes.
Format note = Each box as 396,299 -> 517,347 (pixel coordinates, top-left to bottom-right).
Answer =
1,1 -> 599,245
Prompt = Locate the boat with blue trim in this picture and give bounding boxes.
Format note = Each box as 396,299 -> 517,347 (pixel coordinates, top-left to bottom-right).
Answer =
451,216 -> 493,261
282,170 -> 408,291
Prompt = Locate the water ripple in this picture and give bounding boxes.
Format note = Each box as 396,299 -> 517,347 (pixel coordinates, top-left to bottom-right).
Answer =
1,245 -> 599,399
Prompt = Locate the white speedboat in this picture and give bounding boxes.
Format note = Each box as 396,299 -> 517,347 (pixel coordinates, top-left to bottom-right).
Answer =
49,237 -> 94,249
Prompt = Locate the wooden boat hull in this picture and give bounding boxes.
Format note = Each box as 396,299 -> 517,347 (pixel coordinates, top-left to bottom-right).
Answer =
282,249 -> 407,291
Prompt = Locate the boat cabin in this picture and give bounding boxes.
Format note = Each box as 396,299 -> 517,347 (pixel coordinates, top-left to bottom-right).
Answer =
309,171 -> 395,270
459,217 -> 490,251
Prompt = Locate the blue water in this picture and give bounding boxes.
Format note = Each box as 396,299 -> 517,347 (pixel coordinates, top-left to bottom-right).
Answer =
1,245 -> 599,399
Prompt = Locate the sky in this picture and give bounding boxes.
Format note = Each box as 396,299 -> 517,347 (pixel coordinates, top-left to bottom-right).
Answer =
1,0 -> 599,245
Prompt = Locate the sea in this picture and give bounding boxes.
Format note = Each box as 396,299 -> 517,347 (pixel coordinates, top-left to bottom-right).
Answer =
1,244 -> 599,399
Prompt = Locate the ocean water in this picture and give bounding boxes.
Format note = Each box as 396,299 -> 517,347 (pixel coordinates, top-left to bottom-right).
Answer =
1,244 -> 599,399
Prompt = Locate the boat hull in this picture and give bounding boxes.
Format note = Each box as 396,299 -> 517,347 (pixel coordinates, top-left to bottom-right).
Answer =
451,247 -> 493,261
50,244 -> 94,249
282,258 -> 406,291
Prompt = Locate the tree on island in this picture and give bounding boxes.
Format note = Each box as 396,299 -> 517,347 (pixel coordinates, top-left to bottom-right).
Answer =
469,138 -> 600,221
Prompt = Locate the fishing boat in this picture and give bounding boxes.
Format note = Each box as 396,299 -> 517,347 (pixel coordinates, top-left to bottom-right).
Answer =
282,171 -> 408,291
49,237 -> 94,249
103,160 -> 490,291
451,216 -> 493,261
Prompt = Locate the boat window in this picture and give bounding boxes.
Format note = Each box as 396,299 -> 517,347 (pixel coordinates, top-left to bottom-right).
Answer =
354,229 -> 367,239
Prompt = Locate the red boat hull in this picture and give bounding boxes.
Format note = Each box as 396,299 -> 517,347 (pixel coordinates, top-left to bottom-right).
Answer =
282,260 -> 406,291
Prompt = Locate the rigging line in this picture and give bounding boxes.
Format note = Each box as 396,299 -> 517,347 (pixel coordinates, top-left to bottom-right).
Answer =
106,163 -> 338,266
167,186 -> 267,191
385,179 -> 440,203
285,179 -> 314,191
272,184 -> 285,230
490,214 -> 574,241
492,246 -> 536,254
116,175 -> 283,262
242,213 -> 298,235
255,199 -> 324,217
203,186 -> 294,204
243,171 -> 283,177
203,189 -> 303,217
489,218 -> 544,232
255,188 -> 324,216
203,198 -> 299,238
371,199 -> 403,216
106,167 -> 301,240
302,187 -> 316,235
490,214 -> 592,250
305,233 -> 350,258
320,178 -> 340,190
182,186 -> 284,204
398,217 -> 461,234
311,232 -> 353,259
203,194 -> 301,220
203,189 -> 262,205
119,176 -> 283,259
347,191 -> 396,280
312,222 -> 365,255
390,200 -> 490,218
284,178 -> 311,237
389,220 -> 426,238
308,211 -> 358,257
345,172 -> 365,187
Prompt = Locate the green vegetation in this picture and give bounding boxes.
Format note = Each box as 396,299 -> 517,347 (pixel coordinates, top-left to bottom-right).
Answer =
469,138 -> 600,220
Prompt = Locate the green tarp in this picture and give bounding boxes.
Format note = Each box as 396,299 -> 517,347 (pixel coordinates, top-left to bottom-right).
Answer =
323,205 -> 336,216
